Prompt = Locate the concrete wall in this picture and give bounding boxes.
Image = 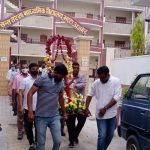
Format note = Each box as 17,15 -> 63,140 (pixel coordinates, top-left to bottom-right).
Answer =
56,28 -> 99,43
21,28 -> 52,40
106,50 -> 150,85
105,0 -> 143,9
58,1 -> 100,15
0,30 -> 13,96
22,0 -> 53,8
104,35 -> 130,46
105,9 -> 132,23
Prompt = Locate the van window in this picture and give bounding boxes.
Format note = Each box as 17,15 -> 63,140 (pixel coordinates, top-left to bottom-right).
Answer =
131,76 -> 150,100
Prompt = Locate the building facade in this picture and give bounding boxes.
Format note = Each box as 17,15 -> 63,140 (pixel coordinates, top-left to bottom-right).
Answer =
0,0 -> 142,76
131,0 -> 150,54
104,0 -> 142,52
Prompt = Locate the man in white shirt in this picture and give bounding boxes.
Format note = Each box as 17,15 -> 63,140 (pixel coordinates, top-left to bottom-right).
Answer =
18,63 -> 39,150
85,66 -> 122,150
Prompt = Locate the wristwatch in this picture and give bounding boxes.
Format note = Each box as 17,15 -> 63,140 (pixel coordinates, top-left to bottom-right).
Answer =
104,106 -> 108,111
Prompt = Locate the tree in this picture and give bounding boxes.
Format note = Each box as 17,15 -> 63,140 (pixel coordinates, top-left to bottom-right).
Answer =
130,15 -> 145,56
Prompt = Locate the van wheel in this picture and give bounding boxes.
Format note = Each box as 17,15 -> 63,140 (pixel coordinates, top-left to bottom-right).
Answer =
126,135 -> 140,150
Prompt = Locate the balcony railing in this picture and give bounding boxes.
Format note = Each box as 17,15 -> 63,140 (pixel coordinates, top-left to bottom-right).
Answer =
114,48 -> 131,58
104,21 -> 132,35
90,42 -> 102,52
62,0 -> 100,4
56,12 -> 102,26
105,17 -> 132,24
131,0 -> 150,7
104,0 -> 143,10
4,13 -> 53,29
146,33 -> 150,54
11,43 -> 46,57
105,43 -> 131,50
11,38 -> 102,55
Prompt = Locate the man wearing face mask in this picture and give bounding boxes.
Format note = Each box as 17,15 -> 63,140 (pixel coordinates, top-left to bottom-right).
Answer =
27,63 -> 68,150
7,64 -> 19,106
6,64 -> 17,82
12,63 -> 29,140
18,63 -> 39,150
85,66 -> 122,150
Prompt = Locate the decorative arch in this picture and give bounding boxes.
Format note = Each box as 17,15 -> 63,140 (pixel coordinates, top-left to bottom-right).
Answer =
0,6 -> 88,35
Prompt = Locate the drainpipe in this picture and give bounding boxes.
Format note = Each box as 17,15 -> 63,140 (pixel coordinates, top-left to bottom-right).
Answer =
51,0 -> 57,64
17,0 -> 22,63
52,0 -> 57,36
99,0 -> 104,66
0,0 -> 5,20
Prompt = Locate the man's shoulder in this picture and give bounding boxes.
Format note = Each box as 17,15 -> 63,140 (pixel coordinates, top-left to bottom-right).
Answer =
92,79 -> 100,86
23,75 -> 32,82
8,70 -> 12,73
40,74 -> 49,79
13,73 -> 20,80
110,76 -> 120,84
78,74 -> 86,79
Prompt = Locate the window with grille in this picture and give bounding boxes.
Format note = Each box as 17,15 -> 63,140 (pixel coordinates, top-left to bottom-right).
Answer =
115,41 -> 125,48
87,13 -> 93,19
40,35 -> 47,44
65,12 -> 75,17
21,33 -> 28,42
116,17 -> 126,23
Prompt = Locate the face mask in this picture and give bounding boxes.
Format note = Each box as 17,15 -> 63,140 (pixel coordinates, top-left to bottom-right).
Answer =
11,67 -> 15,71
16,69 -> 20,73
22,68 -> 28,74
30,70 -> 38,76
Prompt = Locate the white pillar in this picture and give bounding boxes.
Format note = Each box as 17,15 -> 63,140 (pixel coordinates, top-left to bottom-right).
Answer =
144,21 -> 148,38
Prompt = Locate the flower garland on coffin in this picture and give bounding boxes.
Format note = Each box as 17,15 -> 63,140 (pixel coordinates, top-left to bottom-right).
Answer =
45,35 -> 86,115
64,91 -> 86,115
64,56 -> 86,115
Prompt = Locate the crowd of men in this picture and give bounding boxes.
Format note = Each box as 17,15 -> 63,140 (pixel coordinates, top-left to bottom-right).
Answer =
6,62 -> 122,150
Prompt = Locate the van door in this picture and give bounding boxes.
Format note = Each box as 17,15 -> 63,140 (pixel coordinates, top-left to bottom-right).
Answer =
122,75 -> 150,131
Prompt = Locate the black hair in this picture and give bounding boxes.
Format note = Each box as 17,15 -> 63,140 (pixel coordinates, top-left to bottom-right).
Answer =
97,66 -> 109,75
29,63 -> 38,70
54,63 -> 68,76
21,63 -> 28,68
72,62 -> 79,66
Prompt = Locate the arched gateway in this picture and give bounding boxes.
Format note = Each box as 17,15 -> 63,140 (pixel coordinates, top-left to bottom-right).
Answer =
0,6 -> 88,35
0,7 -> 92,96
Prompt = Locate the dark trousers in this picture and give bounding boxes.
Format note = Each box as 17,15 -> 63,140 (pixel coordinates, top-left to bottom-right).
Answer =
66,114 -> 86,144
16,95 -> 24,134
24,109 -> 37,145
60,117 -> 65,130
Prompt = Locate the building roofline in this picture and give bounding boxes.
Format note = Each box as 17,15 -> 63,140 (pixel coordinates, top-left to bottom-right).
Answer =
104,32 -> 131,36
104,6 -> 143,12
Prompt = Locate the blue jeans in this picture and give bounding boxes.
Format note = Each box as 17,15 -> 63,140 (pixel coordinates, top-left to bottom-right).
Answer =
35,116 -> 61,150
96,117 -> 116,150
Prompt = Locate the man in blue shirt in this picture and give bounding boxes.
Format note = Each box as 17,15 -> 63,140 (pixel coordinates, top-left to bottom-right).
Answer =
27,63 -> 68,150
66,62 -> 86,148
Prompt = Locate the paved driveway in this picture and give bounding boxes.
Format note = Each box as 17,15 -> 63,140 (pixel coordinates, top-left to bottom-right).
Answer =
0,96 -> 126,150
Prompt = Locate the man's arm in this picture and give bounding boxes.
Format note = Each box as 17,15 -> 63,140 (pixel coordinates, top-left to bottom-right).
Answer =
75,75 -> 86,89
99,99 -> 117,117
27,85 -> 38,121
58,91 -> 67,119
99,79 -> 122,117
85,96 -> 92,116
12,76 -> 17,108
